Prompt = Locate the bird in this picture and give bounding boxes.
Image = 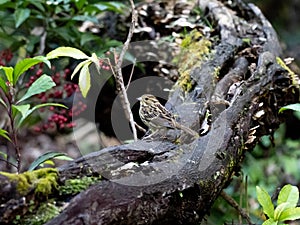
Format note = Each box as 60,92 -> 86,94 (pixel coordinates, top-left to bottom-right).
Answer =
137,94 -> 199,138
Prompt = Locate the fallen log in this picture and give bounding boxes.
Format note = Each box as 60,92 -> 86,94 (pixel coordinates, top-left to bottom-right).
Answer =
1,0 -> 299,224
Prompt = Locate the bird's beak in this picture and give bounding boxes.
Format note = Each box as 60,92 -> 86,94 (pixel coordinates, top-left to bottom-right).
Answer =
137,97 -> 142,101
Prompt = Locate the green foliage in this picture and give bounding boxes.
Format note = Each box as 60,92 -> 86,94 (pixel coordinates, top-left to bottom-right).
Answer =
256,184 -> 300,225
28,152 -> 73,171
0,55 -> 66,171
47,47 -> 99,97
0,0 -> 125,56
17,74 -> 56,103
20,200 -> 61,225
279,103 -> 300,113
59,175 -> 101,195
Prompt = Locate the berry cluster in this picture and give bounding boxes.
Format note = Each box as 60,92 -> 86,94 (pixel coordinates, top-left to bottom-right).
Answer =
98,51 -> 116,71
0,49 -> 13,66
28,64 -> 87,133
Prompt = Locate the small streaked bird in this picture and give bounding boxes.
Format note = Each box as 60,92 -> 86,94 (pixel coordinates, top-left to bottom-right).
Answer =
137,94 -> 198,137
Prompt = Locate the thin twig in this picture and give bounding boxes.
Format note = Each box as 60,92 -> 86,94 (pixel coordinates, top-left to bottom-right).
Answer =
220,191 -> 253,225
0,158 -> 17,169
126,58 -> 136,91
135,122 -> 146,133
114,0 -> 138,141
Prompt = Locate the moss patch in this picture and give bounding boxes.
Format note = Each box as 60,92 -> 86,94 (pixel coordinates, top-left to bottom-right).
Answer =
276,57 -> 299,87
59,175 -> 101,195
14,200 -> 61,225
174,29 -> 212,91
0,168 -> 58,196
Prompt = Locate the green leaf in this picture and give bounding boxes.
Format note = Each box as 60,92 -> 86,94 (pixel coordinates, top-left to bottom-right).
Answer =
14,103 -> 67,127
91,2 -> 125,13
17,74 -> 56,103
12,104 -> 30,118
52,155 -> 73,161
0,97 -> 7,108
279,103 -> 300,113
28,152 -> 73,171
279,207 -> 300,221
277,184 -> 299,208
80,33 -> 100,46
39,160 -> 55,167
262,218 -> 277,225
78,61 -> 91,98
75,0 -> 86,10
46,47 -> 89,60
256,186 -> 275,218
0,128 -> 11,142
13,56 -> 51,85
90,53 -> 99,67
0,76 -> 8,93
274,202 -> 290,220
0,0 -> 10,4
14,8 -> 31,28
70,59 -> 89,79
72,15 -> 98,23
0,66 -> 14,83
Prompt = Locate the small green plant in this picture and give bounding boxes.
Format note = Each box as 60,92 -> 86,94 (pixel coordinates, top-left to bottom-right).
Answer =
279,103 -> 300,113
0,56 -> 66,172
0,0 -> 125,56
256,184 -> 300,225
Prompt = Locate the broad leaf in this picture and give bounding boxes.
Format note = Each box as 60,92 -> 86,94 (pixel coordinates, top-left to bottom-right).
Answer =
0,0 -> 10,4
256,186 -> 275,218
13,56 -> 51,84
262,218 -> 277,225
277,184 -> 299,208
90,53 -> 100,69
78,61 -> 91,97
46,47 -> 89,60
14,8 -> 30,28
80,33 -> 100,46
12,104 -> 30,119
279,207 -> 300,221
0,66 -> 14,84
0,75 -> 8,93
70,59 -> 89,79
14,103 -> 67,127
279,103 -> 300,113
53,155 -> 73,161
17,74 -> 55,103
28,152 -> 73,171
0,129 -> 11,142
274,202 -> 290,220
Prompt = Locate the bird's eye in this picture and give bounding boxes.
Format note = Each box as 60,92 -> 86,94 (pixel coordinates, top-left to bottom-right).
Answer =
145,97 -> 148,100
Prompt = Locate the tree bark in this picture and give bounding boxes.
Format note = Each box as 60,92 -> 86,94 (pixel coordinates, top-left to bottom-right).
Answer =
1,0 -> 299,224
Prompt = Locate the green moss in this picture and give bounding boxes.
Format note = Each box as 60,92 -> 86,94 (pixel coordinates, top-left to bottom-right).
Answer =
15,200 -> 62,225
213,66 -> 220,79
59,175 -> 101,195
276,57 -> 299,87
0,168 -> 58,196
177,70 -> 193,92
174,29 -> 213,91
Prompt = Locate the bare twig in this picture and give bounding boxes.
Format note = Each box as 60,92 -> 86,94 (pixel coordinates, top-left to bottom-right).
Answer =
220,191 -> 253,225
135,122 -> 146,133
113,0 -> 138,141
126,58 -> 136,91
0,158 -> 17,170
